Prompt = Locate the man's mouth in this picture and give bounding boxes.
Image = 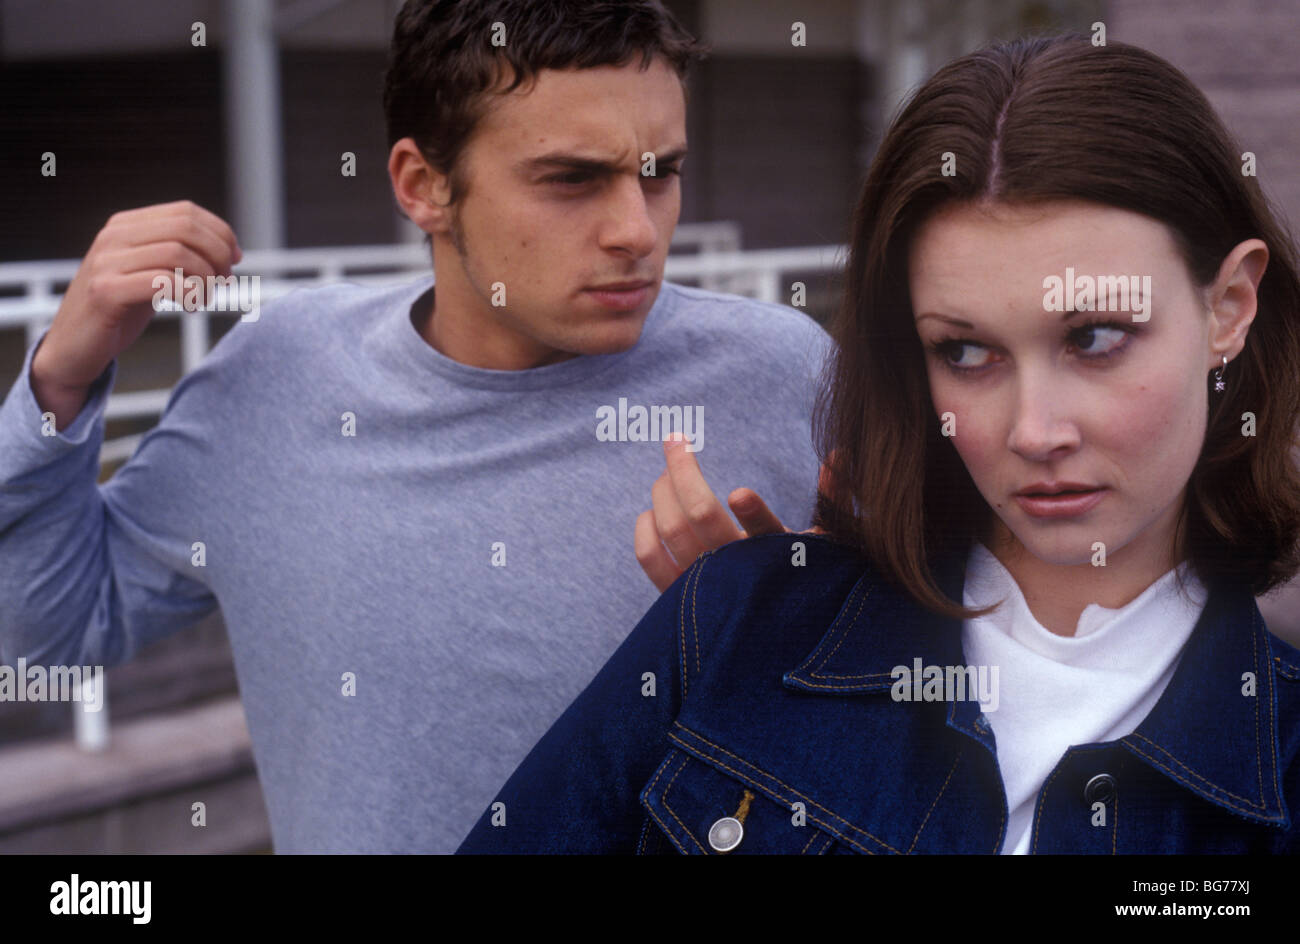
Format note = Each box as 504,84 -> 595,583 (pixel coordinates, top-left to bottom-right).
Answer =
584,281 -> 654,310
588,280 -> 654,292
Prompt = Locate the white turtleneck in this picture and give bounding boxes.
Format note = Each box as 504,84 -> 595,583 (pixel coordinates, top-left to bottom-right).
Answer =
959,541 -> 1208,855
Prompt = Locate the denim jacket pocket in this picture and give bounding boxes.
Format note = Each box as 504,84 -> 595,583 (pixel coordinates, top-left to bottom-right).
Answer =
637,747 -> 854,854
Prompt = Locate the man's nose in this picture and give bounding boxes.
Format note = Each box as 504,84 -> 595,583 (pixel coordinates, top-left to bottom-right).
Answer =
600,176 -> 658,258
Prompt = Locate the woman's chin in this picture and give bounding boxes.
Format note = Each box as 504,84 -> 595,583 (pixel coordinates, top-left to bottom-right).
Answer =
997,527 -> 1112,569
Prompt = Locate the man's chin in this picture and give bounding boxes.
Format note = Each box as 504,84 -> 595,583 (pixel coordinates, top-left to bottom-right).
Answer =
568,319 -> 649,357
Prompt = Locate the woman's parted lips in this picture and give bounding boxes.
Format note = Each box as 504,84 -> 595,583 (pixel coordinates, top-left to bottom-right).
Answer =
1015,481 -> 1104,496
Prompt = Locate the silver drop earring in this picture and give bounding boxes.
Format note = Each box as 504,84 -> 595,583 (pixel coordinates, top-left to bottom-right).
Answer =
1213,355 -> 1227,392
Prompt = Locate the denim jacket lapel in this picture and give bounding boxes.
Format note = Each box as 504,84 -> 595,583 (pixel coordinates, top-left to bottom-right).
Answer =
781,545 -> 1289,830
1120,576 -> 1289,826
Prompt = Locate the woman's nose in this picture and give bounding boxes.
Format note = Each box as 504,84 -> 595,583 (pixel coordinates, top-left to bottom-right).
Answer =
1006,375 -> 1082,459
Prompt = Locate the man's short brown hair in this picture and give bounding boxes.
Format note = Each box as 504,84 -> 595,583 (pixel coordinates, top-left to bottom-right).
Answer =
383,0 -> 706,213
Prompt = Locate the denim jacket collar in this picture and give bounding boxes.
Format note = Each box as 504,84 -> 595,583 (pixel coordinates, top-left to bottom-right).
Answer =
783,546 -> 1290,828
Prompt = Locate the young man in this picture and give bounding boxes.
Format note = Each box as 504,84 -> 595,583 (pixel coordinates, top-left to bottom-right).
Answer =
0,0 -> 828,852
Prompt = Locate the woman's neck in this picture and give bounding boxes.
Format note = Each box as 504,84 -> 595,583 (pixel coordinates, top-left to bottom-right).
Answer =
980,524 -> 1183,637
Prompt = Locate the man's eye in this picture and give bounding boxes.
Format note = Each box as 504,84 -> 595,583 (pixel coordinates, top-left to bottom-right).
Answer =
644,165 -> 683,180
547,172 -> 593,186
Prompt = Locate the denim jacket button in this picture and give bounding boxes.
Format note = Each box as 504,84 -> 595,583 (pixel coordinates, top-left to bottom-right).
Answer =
1084,773 -> 1116,804
708,816 -> 744,852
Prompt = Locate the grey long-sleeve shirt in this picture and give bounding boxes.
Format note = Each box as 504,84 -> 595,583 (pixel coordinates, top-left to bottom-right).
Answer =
0,276 -> 831,852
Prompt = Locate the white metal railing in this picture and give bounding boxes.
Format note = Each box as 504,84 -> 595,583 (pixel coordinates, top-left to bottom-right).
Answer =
665,245 -> 846,303
1,231 -> 846,469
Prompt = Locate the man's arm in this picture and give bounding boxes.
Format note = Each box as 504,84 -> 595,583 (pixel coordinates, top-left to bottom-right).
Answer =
0,201 -> 241,666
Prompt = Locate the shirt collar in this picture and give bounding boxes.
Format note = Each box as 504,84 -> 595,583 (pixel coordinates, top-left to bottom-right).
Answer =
782,546 -> 1290,827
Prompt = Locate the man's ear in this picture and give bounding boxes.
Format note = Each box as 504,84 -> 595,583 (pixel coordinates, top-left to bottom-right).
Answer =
388,138 -> 455,238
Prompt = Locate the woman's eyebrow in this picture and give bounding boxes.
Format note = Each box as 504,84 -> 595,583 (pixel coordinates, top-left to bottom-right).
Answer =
915,312 -> 975,328
915,309 -> 1109,328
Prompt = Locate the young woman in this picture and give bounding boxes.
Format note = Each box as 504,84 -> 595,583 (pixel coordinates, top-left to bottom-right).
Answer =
457,33 -> 1300,854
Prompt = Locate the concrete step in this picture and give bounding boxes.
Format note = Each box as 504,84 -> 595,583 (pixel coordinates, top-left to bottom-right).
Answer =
0,695 -> 271,853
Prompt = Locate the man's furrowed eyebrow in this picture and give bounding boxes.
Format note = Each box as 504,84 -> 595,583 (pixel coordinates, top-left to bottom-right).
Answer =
518,147 -> 688,175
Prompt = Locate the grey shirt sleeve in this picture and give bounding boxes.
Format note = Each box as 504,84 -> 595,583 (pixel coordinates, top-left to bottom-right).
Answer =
0,328 -> 220,667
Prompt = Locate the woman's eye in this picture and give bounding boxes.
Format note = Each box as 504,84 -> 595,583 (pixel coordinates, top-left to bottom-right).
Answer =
1070,323 -> 1129,356
931,321 -> 1134,375
938,341 -> 993,370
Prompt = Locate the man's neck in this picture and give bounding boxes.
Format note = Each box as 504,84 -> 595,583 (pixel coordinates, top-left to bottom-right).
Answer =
411,286 -> 579,371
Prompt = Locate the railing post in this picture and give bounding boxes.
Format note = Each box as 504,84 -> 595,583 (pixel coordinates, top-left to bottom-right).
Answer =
73,672 -> 109,753
181,311 -> 210,375
26,278 -> 56,350
754,270 -> 781,305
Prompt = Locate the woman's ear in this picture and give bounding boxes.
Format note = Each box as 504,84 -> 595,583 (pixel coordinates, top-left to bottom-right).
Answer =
1206,237 -> 1269,367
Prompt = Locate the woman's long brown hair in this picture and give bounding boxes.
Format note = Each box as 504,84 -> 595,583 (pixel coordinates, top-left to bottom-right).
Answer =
813,33 -> 1300,620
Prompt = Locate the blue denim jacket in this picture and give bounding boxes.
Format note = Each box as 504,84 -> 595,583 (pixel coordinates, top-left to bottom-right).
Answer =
457,533 -> 1300,854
